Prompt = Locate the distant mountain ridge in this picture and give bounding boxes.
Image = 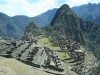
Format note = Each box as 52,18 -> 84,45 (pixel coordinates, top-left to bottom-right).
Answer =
0,13 -> 23,39
72,2 -> 100,23
33,8 -> 57,27
0,8 -> 57,39
0,2 -> 100,39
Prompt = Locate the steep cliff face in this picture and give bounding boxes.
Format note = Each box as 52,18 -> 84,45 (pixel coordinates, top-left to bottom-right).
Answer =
79,19 -> 100,54
50,4 -> 100,55
50,4 -> 84,44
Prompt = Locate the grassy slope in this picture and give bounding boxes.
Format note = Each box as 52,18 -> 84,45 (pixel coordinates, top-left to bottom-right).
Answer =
0,57 -> 50,75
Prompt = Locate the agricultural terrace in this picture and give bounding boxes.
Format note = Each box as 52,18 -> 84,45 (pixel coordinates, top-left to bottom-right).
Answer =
37,37 -> 70,60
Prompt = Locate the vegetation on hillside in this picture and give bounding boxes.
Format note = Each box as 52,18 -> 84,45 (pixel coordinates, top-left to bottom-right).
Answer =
92,63 -> 100,75
0,13 -> 23,39
72,3 -> 100,23
24,21 -> 42,36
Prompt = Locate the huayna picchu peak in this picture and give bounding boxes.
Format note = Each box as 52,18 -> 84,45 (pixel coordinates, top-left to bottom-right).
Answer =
59,4 -> 71,12
50,4 -> 84,44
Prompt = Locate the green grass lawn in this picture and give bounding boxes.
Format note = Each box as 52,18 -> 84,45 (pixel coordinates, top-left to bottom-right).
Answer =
62,62 -> 71,71
37,38 -> 71,60
62,62 -> 78,75
1,57 -> 50,75
56,52 -> 70,60
37,38 -> 60,50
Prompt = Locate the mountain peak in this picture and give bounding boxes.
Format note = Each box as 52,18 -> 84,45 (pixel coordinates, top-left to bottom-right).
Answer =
24,21 -> 42,37
60,4 -> 71,11
50,4 -> 76,26
24,21 -> 38,34
50,4 -> 84,43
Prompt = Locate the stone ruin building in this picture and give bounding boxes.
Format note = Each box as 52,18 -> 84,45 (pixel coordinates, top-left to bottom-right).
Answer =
48,34 -> 99,75
0,37 -> 65,75
0,34 -> 99,75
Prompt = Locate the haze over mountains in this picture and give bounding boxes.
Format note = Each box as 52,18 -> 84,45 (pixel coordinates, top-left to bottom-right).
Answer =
0,3 -> 100,39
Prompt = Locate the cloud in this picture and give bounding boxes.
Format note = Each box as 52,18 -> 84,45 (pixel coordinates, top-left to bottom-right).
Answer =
0,0 -> 27,16
68,0 -> 100,7
0,0 -> 99,17
0,0 -> 56,17
54,0 -> 67,7
25,0 -> 56,16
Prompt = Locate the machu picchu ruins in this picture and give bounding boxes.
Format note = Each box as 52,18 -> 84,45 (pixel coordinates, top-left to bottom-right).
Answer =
0,33 -> 99,75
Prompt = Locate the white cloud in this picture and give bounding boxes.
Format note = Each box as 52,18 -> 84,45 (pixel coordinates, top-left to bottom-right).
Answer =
0,0 -> 56,17
0,0 -> 99,17
24,0 -> 56,17
68,0 -> 100,7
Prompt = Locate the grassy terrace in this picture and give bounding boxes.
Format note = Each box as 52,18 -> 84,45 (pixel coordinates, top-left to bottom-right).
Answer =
62,62 -> 78,75
37,38 -> 60,51
37,37 -> 71,59
37,38 -> 76,74
56,52 -> 70,60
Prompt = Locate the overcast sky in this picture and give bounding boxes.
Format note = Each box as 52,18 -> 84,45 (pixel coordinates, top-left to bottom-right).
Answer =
0,0 -> 100,17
